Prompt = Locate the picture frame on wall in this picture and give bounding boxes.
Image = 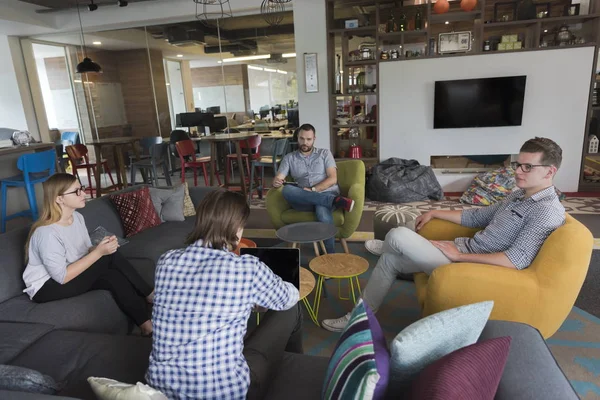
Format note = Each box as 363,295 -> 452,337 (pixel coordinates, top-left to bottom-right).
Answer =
304,53 -> 319,93
439,31 -> 472,54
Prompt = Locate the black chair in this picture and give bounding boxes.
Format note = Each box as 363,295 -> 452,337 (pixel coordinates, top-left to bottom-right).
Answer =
131,142 -> 172,187
248,138 -> 288,200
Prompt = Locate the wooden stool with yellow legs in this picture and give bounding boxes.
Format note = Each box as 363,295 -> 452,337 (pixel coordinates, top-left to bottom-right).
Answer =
309,254 -> 369,320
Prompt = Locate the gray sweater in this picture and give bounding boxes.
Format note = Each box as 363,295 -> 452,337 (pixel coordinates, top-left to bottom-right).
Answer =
23,211 -> 92,299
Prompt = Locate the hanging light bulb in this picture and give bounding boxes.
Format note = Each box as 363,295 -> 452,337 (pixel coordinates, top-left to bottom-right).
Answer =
76,0 -> 102,73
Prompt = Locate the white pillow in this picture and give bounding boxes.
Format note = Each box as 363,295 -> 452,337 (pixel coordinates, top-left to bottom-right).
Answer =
87,377 -> 167,400
387,301 -> 494,393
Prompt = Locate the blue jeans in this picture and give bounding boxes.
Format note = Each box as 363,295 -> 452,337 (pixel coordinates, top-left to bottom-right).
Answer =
281,185 -> 337,254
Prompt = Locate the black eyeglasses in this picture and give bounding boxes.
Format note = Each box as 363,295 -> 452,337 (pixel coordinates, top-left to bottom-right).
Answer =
62,186 -> 86,196
510,162 -> 552,173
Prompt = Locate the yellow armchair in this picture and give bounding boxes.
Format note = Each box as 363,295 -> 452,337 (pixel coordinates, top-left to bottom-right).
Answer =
415,214 -> 593,338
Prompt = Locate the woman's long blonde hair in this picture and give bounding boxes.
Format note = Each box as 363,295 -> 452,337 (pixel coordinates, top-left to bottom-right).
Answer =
24,173 -> 78,261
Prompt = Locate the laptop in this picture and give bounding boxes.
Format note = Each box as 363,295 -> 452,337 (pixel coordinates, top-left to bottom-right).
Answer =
239,247 -> 300,289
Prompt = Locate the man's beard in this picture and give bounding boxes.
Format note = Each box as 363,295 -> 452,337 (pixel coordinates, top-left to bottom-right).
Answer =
300,145 -> 313,153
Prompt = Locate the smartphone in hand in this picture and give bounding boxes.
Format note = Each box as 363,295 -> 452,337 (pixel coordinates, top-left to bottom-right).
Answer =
283,182 -> 299,186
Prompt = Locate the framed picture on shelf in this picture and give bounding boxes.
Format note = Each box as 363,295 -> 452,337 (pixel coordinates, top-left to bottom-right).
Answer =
439,32 -> 472,54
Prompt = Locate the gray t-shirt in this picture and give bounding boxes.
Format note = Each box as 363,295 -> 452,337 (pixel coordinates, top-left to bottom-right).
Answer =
23,211 -> 92,299
277,148 -> 340,194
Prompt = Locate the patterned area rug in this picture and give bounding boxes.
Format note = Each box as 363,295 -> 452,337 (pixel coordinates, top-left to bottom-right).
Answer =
264,242 -> 600,399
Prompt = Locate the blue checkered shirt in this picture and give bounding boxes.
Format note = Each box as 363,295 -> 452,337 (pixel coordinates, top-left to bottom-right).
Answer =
455,186 -> 565,269
145,241 -> 299,399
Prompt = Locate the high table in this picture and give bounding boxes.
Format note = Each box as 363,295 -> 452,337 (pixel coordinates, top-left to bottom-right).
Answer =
88,137 -> 141,198
201,132 -> 258,198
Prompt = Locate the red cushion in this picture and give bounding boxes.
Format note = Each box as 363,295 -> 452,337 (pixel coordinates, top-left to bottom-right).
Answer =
110,187 -> 161,237
410,337 -> 511,400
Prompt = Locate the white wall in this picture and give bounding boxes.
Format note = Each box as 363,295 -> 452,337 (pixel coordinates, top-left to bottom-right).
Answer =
293,0 -> 330,150
0,35 -> 30,131
379,47 -> 595,192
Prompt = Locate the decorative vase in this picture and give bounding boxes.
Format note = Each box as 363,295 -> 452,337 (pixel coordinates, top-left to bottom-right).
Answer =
460,0 -> 477,12
517,0 -> 536,20
433,0 -> 450,14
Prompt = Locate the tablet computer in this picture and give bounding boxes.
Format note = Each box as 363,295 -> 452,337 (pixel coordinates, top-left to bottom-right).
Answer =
239,247 -> 300,289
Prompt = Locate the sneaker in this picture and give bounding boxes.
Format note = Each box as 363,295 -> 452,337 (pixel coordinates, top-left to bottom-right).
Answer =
321,312 -> 351,332
365,239 -> 384,256
333,196 -> 355,212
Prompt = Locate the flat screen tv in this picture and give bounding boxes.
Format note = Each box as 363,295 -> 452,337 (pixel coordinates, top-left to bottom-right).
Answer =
434,76 -> 526,129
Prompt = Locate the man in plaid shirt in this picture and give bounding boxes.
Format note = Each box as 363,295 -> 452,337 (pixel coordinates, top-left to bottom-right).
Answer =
323,137 -> 566,332
146,190 -> 302,399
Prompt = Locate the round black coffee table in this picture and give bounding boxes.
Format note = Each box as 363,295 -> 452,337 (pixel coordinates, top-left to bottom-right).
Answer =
276,222 -> 338,257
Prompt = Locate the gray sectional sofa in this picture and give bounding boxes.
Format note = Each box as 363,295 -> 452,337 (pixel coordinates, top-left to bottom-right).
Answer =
0,186 -> 580,399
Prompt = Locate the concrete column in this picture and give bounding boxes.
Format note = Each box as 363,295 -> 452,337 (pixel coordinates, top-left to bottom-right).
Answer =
293,0 -> 330,150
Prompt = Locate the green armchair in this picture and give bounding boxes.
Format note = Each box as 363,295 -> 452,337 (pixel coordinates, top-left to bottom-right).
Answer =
266,160 -> 366,253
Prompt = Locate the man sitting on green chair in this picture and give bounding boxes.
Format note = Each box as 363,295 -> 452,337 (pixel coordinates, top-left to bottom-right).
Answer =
272,123 -> 355,254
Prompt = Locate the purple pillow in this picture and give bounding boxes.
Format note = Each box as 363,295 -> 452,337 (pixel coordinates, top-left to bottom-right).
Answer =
410,337 -> 511,400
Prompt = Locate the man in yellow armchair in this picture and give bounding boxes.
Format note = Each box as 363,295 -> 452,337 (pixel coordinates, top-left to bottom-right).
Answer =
322,137 -> 566,332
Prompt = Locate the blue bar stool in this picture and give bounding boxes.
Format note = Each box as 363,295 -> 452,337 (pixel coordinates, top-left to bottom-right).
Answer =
1,149 -> 56,233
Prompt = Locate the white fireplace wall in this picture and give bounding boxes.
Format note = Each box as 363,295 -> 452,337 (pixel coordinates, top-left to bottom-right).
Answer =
379,46 -> 595,192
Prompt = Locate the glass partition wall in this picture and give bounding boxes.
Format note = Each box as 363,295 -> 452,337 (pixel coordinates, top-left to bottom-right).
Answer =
23,8 -> 298,188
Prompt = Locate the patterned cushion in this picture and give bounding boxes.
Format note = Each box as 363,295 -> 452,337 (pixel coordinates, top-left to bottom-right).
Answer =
460,167 -> 515,206
0,364 -> 59,394
110,186 -> 161,237
388,301 -> 493,393
322,299 -> 390,400
182,182 -> 196,217
410,337 -> 511,400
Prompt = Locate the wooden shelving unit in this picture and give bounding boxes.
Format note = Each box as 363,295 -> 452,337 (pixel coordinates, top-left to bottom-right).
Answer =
326,0 -> 600,179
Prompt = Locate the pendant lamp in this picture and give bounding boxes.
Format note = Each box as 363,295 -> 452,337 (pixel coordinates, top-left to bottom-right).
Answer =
76,0 -> 102,74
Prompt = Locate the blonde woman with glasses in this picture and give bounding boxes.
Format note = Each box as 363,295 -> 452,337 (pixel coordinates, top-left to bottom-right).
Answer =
22,173 -> 153,336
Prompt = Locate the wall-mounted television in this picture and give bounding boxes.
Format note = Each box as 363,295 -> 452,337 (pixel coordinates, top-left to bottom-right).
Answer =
434,76 -> 527,129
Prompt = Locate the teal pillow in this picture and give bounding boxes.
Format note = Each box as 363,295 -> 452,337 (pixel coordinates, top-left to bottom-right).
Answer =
388,301 -> 494,394
322,299 -> 390,400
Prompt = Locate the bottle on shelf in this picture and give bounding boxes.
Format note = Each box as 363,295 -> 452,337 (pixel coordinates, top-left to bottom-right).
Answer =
387,13 -> 397,33
415,7 -> 422,31
398,3 -> 407,32
335,54 -> 342,94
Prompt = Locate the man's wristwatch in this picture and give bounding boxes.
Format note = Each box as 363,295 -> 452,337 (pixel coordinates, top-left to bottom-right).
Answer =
311,187 -> 316,192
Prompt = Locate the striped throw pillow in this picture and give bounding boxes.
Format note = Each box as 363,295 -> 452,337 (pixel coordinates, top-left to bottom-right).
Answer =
322,299 -> 390,400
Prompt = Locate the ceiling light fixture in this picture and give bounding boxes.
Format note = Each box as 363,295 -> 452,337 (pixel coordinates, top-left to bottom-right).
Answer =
195,0 -> 233,26
92,41 -> 101,45
276,69 -> 288,74
176,54 -> 184,58
88,0 -> 98,11
222,54 -> 271,63
261,0 -> 285,26
282,53 -> 296,58
247,65 -> 264,71
76,0 -> 102,74
264,68 -> 277,72
444,21 -> 449,24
